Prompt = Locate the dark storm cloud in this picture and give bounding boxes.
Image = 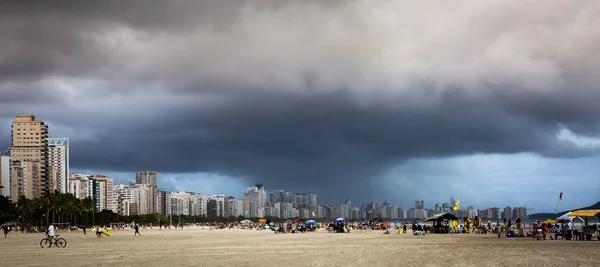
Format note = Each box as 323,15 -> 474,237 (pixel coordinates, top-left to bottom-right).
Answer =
1,0 -> 600,204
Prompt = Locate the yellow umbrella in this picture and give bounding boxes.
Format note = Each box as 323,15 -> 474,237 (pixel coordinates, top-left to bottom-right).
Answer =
542,219 -> 556,224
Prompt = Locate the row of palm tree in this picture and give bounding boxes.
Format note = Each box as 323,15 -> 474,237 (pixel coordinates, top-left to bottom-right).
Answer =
1,191 -> 96,228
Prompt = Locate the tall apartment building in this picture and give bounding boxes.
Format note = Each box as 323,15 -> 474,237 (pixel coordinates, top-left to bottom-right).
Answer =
94,175 -> 117,213
48,138 -> 69,194
227,197 -> 243,218
157,190 -> 170,216
10,115 -> 49,197
270,190 -> 284,203
10,161 -> 41,200
244,184 -> 266,218
415,199 -> 424,209
503,206 -> 512,220
170,192 -> 191,216
68,174 -> 93,199
0,154 -> 11,197
190,193 -> 207,217
136,171 -> 158,213
115,183 -> 153,215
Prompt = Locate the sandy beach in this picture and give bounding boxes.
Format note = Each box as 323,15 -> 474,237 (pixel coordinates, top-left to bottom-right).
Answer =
0,228 -> 598,267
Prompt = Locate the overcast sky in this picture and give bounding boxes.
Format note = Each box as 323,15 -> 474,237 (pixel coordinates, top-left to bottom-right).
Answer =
1,0 -> 599,212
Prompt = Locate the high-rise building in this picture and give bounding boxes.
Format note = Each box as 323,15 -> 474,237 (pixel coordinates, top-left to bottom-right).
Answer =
10,115 -> 49,197
283,192 -> 294,203
94,175 -> 117,213
48,138 -> 69,194
169,192 -> 191,216
68,174 -> 93,199
228,198 -> 243,218
415,199 -> 424,209
503,206 -> 512,220
157,190 -> 170,216
136,171 -> 158,213
10,161 -> 40,200
0,154 -> 11,197
116,184 -> 154,215
190,193 -> 207,217
512,207 -> 527,220
270,190 -> 285,203
136,171 -> 157,185
244,184 -> 267,218
293,193 -> 318,206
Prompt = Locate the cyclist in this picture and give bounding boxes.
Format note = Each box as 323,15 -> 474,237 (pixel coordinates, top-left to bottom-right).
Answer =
46,224 -> 56,248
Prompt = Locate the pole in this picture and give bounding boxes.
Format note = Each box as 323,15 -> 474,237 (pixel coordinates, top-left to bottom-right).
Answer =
554,197 -> 561,213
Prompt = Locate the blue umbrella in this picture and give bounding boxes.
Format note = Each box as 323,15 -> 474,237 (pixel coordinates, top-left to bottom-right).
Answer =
306,220 -> 317,225
335,217 -> 346,222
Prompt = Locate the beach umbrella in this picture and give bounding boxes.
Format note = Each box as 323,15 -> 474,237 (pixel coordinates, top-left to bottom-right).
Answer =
306,220 -> 317,225
335,217 -> 346,222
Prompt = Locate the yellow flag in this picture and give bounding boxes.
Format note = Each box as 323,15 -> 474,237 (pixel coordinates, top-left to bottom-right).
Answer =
453,200 -> 460,211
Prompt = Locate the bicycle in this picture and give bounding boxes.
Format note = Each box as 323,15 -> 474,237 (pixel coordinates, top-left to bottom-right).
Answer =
40,235 -> 67,248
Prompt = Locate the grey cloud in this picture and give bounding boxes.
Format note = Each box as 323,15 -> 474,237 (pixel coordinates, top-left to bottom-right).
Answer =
1,0 -> 600,205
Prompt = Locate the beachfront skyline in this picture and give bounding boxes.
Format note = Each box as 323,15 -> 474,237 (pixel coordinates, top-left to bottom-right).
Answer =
1,1 -> 600,212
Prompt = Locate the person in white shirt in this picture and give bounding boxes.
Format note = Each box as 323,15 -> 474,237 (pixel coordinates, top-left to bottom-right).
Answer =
47,224 -> 55,247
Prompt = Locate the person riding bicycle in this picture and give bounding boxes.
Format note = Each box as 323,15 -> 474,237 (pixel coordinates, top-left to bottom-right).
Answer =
46,224 -> 56,248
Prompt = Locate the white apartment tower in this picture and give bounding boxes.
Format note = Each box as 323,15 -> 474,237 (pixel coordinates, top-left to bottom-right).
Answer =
68,174 -> 92,199
48,138 -> 69,194
0,155 -> 12,197
244,184 -> 266,218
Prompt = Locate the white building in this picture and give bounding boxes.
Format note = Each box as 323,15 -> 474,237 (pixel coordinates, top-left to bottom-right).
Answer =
190,193 -> 207,217
244,185 -> 267,218
115,184 -> 153,215
1,155 -> 12,197
48,138 -> 69,194
94,175 -> 118,213
115,184 -> 135,216
170,192 -> 191,216
68,174 -> 92,199
227,198 -> 243,217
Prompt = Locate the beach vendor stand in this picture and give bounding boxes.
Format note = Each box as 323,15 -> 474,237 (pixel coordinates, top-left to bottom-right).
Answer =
423,213 -> 458,234
567,210 -> 600,240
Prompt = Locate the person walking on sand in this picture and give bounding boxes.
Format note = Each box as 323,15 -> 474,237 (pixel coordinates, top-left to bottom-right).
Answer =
134,224 -> 141,236
82,226 -> 87,235
3,225 -> 9,238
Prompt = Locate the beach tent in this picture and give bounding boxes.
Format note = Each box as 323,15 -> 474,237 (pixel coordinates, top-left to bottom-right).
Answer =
567,210 -> 600,225
556,212 -> 575,221
423,213 -> 458,222
568,210 -> 600,217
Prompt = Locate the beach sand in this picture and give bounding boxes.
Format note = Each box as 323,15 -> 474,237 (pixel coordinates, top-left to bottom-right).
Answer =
0,228 -> 598,267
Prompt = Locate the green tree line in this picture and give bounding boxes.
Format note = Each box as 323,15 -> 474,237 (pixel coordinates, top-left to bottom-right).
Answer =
0,191 -> 316,228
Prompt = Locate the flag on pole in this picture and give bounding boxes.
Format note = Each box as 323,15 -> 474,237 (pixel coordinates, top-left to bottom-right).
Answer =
559,192 -> 563,200
312,211 -> 315,217
244,208 -> 249,217
453,200 -> 460,211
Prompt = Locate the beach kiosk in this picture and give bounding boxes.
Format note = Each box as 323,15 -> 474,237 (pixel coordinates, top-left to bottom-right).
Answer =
423,213 -> 458,234
567,210 -> 600,240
